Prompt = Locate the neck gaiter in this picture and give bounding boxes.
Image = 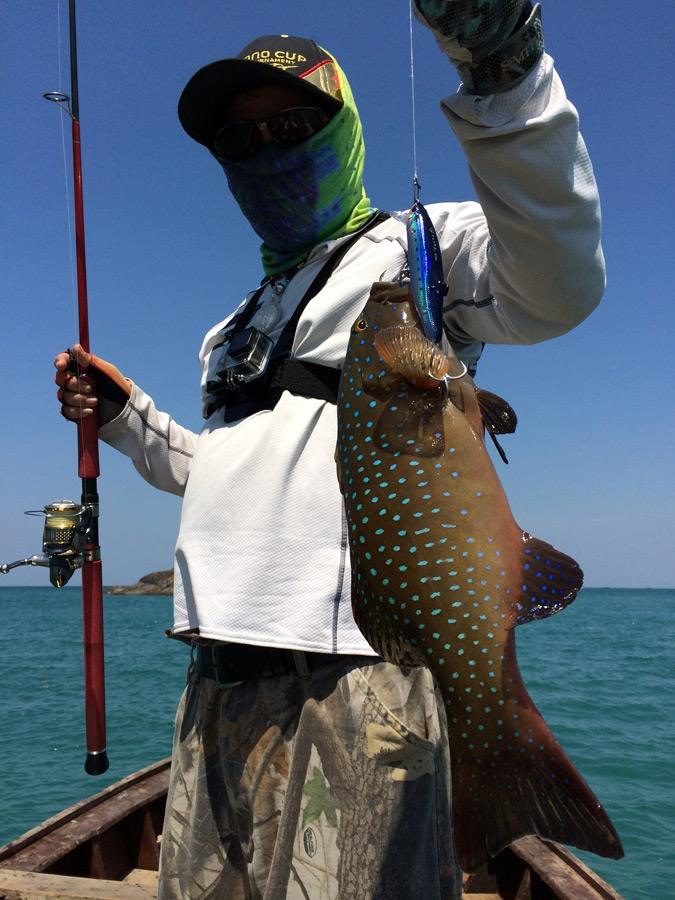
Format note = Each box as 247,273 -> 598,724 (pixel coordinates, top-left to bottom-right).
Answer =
220,61 -> 373,276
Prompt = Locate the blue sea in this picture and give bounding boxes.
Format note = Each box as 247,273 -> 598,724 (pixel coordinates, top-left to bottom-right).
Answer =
0,587 -> 672,899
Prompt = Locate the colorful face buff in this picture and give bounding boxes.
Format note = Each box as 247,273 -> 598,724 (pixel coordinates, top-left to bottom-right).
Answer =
218,58 -> 373,275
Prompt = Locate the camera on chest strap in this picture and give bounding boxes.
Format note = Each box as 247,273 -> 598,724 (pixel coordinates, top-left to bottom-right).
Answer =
214,326 -> 274,391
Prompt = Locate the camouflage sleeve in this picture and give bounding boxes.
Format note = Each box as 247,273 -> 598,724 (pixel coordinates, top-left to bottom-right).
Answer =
414,0 -> 544,94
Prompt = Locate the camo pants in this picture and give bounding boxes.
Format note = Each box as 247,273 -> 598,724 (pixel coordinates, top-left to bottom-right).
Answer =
158,654 -> 461,900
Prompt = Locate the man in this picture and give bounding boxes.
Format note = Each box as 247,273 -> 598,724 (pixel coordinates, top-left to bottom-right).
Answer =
55,3 -> 604,898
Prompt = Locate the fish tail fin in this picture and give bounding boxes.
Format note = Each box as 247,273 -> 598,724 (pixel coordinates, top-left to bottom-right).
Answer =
450,639 -> 624,872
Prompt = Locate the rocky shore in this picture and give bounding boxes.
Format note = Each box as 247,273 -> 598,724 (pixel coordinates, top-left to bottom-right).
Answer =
105,569 -> 173,595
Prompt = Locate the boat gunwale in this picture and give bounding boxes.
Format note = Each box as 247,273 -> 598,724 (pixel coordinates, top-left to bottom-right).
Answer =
0,758 -> 171,867
508,837 -> 624,900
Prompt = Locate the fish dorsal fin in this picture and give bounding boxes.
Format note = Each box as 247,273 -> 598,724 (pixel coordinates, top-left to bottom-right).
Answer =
476,388 -> 517,434
511,533 -> 583,626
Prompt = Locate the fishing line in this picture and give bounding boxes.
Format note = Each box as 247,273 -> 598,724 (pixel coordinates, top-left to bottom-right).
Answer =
408,0 -> 420,202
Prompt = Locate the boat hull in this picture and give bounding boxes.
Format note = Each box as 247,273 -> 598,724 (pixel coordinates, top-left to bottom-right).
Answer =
0,758 -> 622,899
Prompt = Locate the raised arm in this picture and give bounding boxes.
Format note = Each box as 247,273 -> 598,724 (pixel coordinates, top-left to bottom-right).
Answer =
415,1 -> 604,347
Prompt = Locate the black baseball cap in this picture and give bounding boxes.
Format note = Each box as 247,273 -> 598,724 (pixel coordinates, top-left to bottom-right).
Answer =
178,34 -> 345,149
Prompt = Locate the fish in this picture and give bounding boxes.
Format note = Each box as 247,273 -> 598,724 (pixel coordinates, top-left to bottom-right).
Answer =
406,199 -> 447,346
335,280 -> 624,872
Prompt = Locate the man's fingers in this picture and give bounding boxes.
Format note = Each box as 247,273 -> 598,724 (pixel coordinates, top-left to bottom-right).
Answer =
54,344 -> 92,373
54,345 -> 98,424
54,370 -> 95,394
54,352 -> 70,372
68,343 -> 92,368
56,377 -> 98,421
53,345 -> 108,424
61,406 -> 95,421
62,389 -> 97,408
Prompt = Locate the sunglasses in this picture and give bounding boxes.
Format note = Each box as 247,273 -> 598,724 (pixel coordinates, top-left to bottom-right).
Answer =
213,106 -> 330,161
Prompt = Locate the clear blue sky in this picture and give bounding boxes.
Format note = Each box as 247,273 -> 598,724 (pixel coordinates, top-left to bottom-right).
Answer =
3,1 -> 674,588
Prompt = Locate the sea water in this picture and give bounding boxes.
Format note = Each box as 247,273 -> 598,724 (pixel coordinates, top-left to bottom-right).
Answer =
0,586 -> 672,899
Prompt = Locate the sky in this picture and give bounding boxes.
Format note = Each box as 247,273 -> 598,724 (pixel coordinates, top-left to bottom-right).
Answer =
3,0 -> 674,589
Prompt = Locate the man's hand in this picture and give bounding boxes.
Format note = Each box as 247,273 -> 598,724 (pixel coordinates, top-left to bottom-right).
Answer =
414,0 -> 544,95
54,344 -> 131,427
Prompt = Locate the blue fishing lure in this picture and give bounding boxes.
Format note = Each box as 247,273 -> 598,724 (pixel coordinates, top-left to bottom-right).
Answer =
406,199 -> 448,346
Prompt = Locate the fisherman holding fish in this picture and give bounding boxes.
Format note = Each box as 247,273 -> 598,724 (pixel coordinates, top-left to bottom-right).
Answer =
55,2 -> 612,897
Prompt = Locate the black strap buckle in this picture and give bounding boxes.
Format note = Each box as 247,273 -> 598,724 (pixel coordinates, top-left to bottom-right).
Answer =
292,650 -> 311,680
210,645 -> 245,689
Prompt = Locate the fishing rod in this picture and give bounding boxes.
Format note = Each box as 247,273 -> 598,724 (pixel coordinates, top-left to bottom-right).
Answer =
1,0 -> 108,775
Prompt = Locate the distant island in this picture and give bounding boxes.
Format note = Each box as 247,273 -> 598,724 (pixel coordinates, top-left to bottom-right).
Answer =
105,569 -> 173,595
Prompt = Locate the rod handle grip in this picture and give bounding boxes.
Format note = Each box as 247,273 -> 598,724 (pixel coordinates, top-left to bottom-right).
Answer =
82,559 -> 107,774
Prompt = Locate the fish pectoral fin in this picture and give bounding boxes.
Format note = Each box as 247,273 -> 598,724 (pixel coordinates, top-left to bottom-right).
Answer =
476,388 -> 518,434
511,533 -> 583,625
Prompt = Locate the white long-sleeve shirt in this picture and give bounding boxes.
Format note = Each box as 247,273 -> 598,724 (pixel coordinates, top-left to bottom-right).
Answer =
100,55 -> 603,654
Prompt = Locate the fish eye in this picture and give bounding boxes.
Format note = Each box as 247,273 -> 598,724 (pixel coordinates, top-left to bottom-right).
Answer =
355,319 -> 368,332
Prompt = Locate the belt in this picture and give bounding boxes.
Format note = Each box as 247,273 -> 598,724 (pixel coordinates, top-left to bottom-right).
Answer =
192,642 -> 374,688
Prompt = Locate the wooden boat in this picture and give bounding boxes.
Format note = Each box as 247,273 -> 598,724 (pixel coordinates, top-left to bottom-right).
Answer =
0,758 -> 622,899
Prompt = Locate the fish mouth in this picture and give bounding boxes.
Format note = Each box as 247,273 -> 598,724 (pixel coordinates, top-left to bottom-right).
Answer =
369,281 -> 425,332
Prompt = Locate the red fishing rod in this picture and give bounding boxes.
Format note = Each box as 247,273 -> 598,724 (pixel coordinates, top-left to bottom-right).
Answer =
1,1 -> 108,773
44,0 -> 108,775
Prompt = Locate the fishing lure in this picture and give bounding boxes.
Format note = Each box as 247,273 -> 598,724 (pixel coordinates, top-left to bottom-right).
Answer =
405,192 -> 448,347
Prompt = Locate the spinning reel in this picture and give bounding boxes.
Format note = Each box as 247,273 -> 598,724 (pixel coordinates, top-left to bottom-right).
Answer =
1,500 -> 98,588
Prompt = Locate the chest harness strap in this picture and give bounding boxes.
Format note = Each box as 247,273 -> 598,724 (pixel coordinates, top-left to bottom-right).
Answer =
206,211 -> 389,422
